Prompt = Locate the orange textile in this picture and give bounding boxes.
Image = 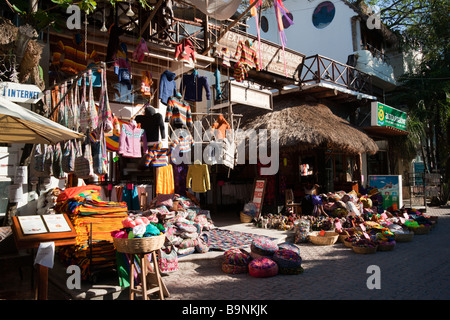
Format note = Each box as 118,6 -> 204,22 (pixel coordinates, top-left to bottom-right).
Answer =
57,185 -> 102,203
211,114 -> 231,139
155,164 -> 175,195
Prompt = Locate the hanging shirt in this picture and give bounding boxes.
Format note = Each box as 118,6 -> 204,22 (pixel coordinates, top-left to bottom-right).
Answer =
219,47 -> 231,68
180,72 -> 211,102
118,121 -> 147,158
135,109 -> 166,143
165,96 -> 193,128
146,143 -> 171,167
186,163 -> 211,193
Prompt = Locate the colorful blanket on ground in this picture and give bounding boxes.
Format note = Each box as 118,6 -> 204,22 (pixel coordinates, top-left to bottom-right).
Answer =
206,228 -> 277,251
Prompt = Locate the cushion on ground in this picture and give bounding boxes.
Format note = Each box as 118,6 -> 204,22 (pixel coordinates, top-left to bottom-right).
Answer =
272,249 -> 302,269
277,242 -> 300,255
222,262 -> 248,274
223,248 -> 251,266
248,257 -> 279,278
250,238 -> 278,256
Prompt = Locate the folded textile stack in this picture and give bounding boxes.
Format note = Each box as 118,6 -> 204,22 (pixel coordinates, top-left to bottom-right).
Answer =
56,185 -> 128,280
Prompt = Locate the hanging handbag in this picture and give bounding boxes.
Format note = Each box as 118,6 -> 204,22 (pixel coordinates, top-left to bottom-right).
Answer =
88,69 -> 99,131
74,140 -> 95,179
52,142 -> 65,179
44,145 -> 54,177
91,129 -> 105,176
99,68 -> 114,135
62,140 -> 75,173
33,144 -> 45,172
79,73 -> 89,133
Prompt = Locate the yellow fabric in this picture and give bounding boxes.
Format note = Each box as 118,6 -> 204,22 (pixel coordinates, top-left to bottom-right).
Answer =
156,164 -> 175,195
186,163 -> 210,193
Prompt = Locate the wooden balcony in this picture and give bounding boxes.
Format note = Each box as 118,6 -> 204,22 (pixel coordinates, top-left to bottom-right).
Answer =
298,54 -> 375,101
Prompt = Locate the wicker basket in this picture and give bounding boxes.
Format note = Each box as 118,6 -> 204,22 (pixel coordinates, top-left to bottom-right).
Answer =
394,232 -> 414,242
408,225 -> 431,235
240,212 -> 253,223
309,231 -> 339,245
343,238 -> 354,248
338,234 -> 348,243
113,234 -> 166,254
352,245 -> 378,254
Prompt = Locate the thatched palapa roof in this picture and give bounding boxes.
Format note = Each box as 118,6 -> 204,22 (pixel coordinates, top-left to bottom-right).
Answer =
237,96 -> 378,155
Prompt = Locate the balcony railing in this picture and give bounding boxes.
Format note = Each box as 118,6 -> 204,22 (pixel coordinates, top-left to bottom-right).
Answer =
299,54 -> 373,95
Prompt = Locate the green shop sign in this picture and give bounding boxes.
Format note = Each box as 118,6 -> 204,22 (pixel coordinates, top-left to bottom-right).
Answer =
371,102 -> 407,131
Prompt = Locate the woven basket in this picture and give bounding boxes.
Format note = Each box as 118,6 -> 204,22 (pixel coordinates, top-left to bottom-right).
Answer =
394,232 -> 414,242
338,234 -> 348,243
352,245 -> 378,254
343,238 -> 354,248
309,231 -> 339,246
240,212 -> 253,223
408,225 -> 431,235
113,234 -> 166,254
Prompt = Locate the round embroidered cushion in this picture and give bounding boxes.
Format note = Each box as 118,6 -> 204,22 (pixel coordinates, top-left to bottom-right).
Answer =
250,238 -> 278,256
277,242 -> 300,255
272,249 -> 302,269
222,262 -> 248,274
223,248 -> 251,266
248,257 -> 278,278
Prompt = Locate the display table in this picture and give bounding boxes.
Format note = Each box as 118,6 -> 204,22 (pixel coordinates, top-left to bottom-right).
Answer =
11,214 -> 77,300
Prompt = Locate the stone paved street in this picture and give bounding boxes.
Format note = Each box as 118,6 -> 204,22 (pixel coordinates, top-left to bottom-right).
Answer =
162,206 -> 450,300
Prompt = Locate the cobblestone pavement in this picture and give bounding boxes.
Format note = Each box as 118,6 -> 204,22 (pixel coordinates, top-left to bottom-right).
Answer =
162,206 -> 450,300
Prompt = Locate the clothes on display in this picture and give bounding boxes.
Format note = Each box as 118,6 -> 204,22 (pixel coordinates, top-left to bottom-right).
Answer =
118,121 -> 148,158
159,70 -> 178,105
135,106 -> 166,143
174,38 -> 196,63
180,70 -> 211,102
155,164 -> 175,195
165,94 -> 193,128
52,34 -> 99,75
233,40 -> 260,82
217,47 -> 231,68
211,114 -> 231,139
186,162 -> 211,193
133,38 -> 149,63
140,71 -> 153,97
114,43 -> 132,90
145,143 -> 171,167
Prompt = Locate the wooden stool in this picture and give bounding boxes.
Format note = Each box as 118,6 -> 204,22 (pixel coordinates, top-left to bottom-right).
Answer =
113,235 -> 169,300
129,250 -> 169,300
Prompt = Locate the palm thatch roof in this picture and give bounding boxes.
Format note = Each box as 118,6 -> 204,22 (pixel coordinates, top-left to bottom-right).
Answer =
237,95 -> 378,155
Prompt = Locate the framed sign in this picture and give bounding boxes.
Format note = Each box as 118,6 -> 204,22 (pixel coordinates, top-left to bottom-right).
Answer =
252,178 -> 267,219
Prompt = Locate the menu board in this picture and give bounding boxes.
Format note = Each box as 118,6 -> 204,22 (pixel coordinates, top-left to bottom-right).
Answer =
18,214 -> 72,235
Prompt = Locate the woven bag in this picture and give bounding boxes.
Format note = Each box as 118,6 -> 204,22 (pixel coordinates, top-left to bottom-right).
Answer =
33,144 -> 45,173
52,142 -> 65,179
43,145 -> 54,177
158,246 -> 179,273
99,68 -> 113,135
79,74 -> 89,132
62,140 -> 75,173
88,69 -> 98,131
74,140 -> 94,179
